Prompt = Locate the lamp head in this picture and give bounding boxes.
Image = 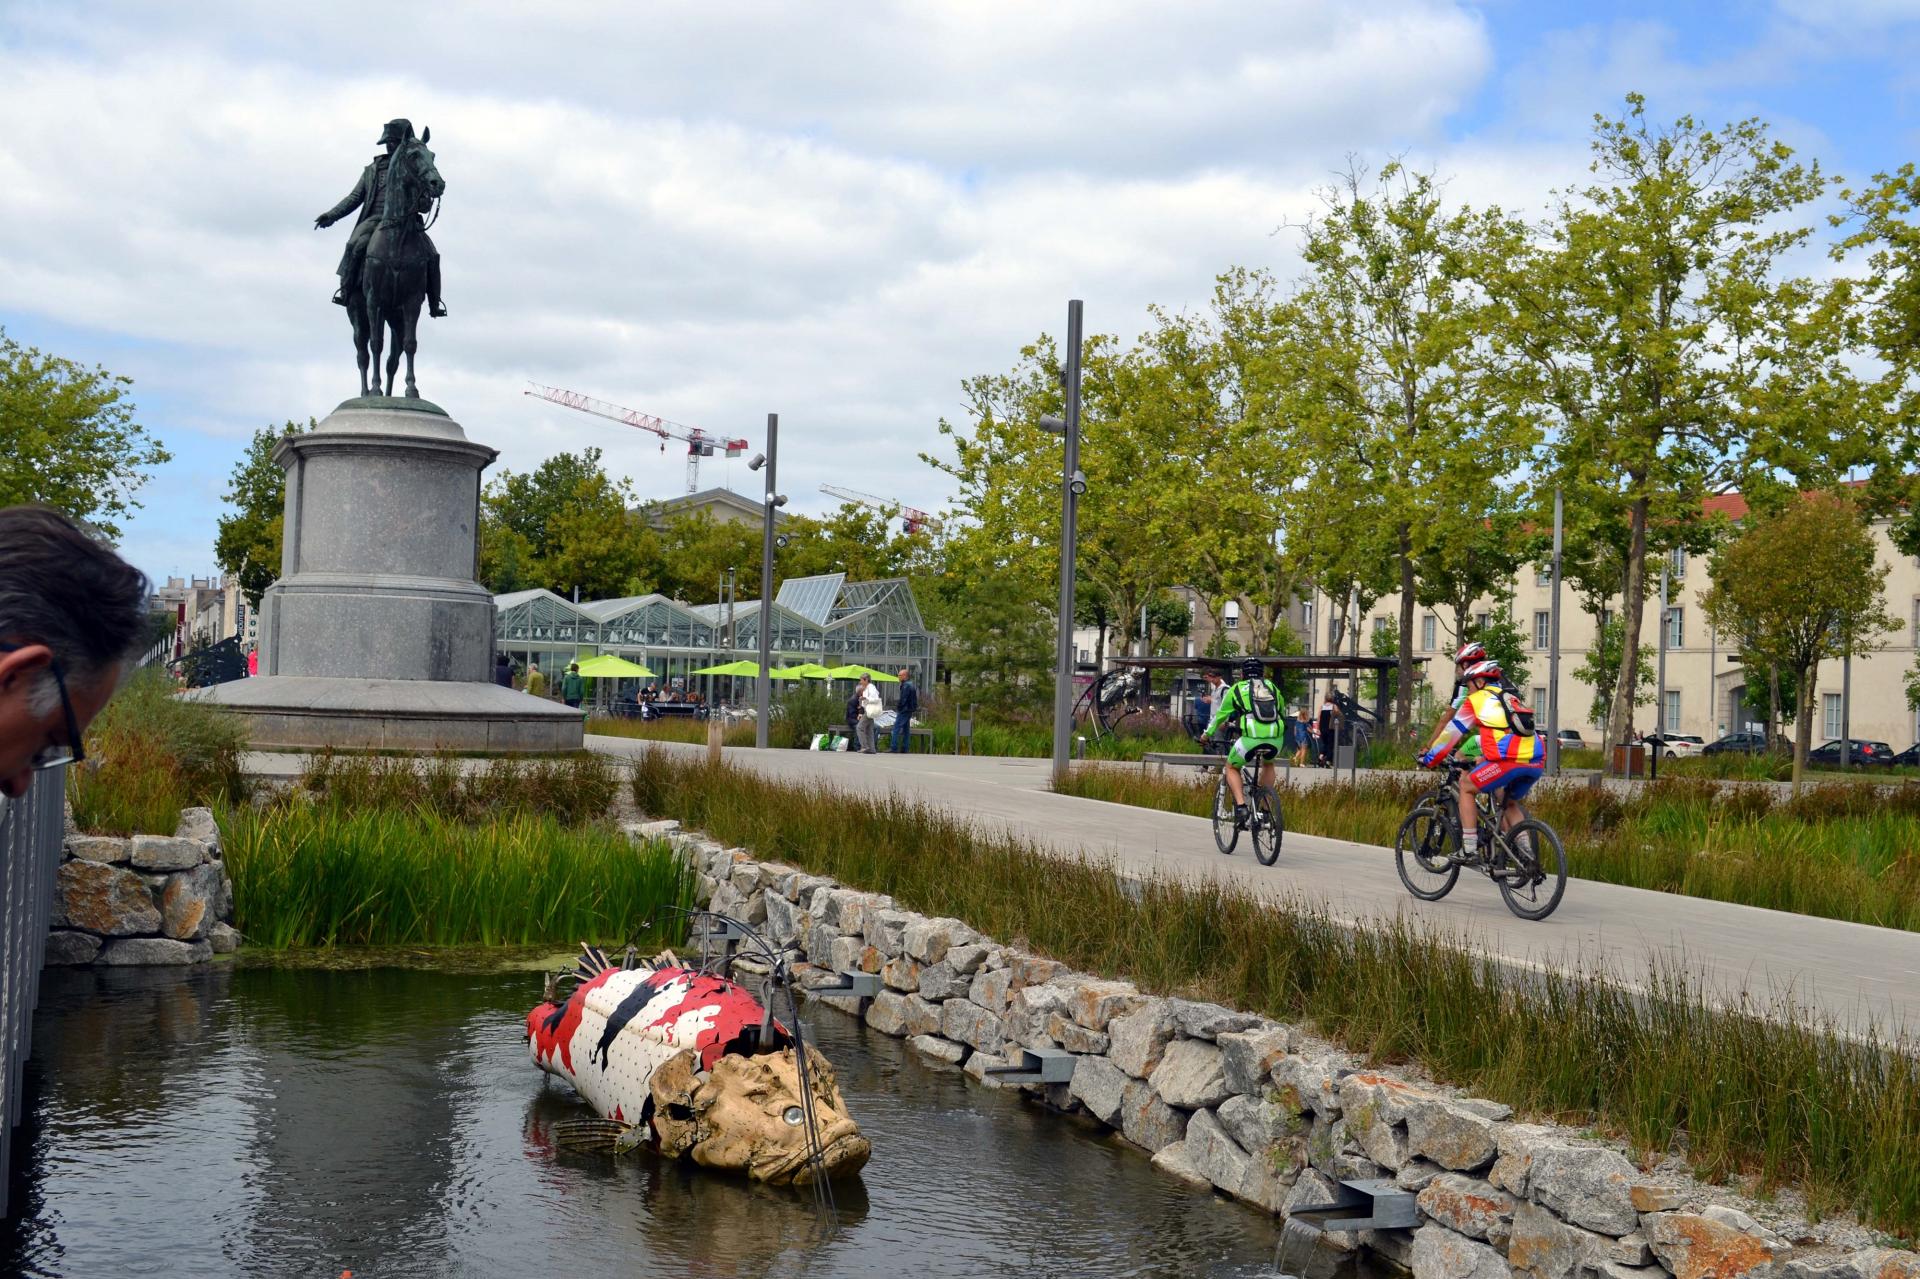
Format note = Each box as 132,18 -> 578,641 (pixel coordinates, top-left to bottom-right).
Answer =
769,494 -> 788,508
748,453 -> 767,471
1069,469 -> 1088,497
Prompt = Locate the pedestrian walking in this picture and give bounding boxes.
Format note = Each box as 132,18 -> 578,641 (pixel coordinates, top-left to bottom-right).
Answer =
1197,669 -> 1226,750
526,662 -> 546,698
1317,690 -> 1340,767
890,668 -> 918,753
1291,706 -> 1312,767
246,644 -> 259,677
494,651 -> 513,688
855,673 -> 883,753
562,661 -> 584,709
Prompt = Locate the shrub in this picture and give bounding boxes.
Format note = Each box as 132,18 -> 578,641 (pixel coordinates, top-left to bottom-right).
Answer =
67,668 -> 249,834
771,685 -> 844,749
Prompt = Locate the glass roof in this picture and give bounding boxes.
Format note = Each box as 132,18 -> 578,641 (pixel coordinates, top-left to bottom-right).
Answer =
775,573 -> 845,625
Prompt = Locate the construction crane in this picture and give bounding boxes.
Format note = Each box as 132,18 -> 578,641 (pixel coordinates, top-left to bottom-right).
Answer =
818,484 -> 944,535
524,383 -> 750,493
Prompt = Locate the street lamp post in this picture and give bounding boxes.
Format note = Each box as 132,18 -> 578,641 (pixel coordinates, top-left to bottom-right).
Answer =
750,415 -> 784,750
1547,488 -> 1564,775
1044,300 -> 1086,788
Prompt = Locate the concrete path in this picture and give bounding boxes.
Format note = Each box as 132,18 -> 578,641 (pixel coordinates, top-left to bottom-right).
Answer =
589,736 -> 1920,1041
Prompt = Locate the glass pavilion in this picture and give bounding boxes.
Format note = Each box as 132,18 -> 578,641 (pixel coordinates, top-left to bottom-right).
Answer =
492,573 -> 937,701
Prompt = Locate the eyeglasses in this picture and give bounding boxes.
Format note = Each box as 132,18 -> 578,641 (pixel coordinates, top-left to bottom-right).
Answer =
0,643 -> 86,771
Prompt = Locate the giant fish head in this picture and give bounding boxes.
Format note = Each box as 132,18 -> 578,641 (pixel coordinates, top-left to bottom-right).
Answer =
649,1043 -> 870,1184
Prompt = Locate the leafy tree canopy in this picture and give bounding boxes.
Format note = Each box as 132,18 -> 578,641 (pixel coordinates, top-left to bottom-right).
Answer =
214,420 -> 310,608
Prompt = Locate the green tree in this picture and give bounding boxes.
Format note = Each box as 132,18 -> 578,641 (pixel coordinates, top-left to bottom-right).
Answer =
214,420 -> 310,607
651,509 -> 762,603
0,328 -> 171,537
777,503 -> 921,582
1413,511 -> 1540,650
480,449 -> 644,599
1467,604 -> 1530,693
1575,617 -> 1654,731
1485,96 -> 1882,754
1837,164 -> 1920,556
1702,490 -> 1898,786
940,568 -> 1055,711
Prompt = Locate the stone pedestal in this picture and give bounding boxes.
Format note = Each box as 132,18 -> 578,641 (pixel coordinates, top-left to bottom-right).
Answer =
193,396 -> 582,752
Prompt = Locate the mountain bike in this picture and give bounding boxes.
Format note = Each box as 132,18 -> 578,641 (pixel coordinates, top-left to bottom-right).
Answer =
1211,743 -> 1283,866
1394,760 -> 1566,920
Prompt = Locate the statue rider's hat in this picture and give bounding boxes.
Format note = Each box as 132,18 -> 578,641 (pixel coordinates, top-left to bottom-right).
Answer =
378,119 -> 415,146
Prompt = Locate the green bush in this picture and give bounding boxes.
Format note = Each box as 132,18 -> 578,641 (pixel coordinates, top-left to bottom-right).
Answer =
771,685 -> 845,749
67,668 -> 249,835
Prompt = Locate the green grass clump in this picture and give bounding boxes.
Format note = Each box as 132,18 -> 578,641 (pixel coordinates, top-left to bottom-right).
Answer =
67,668 -> 250,835
586,716 -> 758,746
220,802 -> 690,948
628,746 -> 1920,1239
300,750 -> 619,825
1057,768 -> 1920,931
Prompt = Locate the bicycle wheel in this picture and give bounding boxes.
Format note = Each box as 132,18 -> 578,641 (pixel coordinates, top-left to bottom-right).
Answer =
1497,819 -> 1567,921
1249,784 -> 1283,866
1394,805 -> 1459,901
1212,771 -> 1239,854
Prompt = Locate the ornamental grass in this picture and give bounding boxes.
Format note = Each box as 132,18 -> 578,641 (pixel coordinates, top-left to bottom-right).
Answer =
66,668 -> 249,835
629,746 -> 1920,1239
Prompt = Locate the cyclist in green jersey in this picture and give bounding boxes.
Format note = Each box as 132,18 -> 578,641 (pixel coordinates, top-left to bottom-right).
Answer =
1206,657 -> 1286,827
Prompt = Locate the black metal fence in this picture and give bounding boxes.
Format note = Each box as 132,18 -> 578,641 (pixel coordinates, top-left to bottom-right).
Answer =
0,767 -> 66,1217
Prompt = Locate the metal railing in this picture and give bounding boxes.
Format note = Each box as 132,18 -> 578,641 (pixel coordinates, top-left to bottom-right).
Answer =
0,766 -> 67,1218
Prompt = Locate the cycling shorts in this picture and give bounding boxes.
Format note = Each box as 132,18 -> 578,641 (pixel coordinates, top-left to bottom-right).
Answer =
1227,736 -> 1281,770
1469,759 -> 1541,801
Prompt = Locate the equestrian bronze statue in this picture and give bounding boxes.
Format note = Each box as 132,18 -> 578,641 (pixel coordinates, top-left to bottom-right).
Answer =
315,118 -> 446,399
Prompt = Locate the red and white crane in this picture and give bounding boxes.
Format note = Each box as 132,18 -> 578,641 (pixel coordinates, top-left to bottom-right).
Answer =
818,484 -> 944,535
524,383 -> 749,494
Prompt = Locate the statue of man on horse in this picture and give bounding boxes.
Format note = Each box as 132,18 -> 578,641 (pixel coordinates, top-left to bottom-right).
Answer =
314,118 -> 447,399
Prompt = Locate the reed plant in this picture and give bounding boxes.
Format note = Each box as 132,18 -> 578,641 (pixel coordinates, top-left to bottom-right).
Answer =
299,750 -> 620,826
220,802 -> 690,948
629,746 -> 1920,1238
586,716 -> 757,747
66,668 -> 250,835
1058,768 -> 1920,931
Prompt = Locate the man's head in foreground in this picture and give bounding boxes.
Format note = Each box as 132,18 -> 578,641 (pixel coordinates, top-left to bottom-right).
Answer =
0,506 -> 151,798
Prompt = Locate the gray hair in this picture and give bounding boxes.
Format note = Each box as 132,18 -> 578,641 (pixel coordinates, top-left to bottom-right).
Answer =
0,506 -> 152,691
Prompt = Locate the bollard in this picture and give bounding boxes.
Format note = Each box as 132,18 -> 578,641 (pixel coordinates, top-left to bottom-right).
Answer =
707,713 -> 723,765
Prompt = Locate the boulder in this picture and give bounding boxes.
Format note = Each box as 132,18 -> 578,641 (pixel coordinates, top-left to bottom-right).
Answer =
1150,1139 -> 1211,1187
207,922 -> 242,954
1168,998 -> 1263,1040
967,967 -> 1014,1014
1150,1038 -> 1232,1109
1488,1122 -> 1558,1196
763,891 -> 803,946
1644,1210 -> 1787,1279
916,960 -> 972,1002
903,916 -> 977,965
1006,981 -> 1081,1050
1630,1183 -> 1687,1212
99,937 -> 211,966
1218,1025 -> 1290,1096
1044,1012 -> 1109,1055
1337,1073 -> 1429,1171
173,806 -> 220,849
941,999 -> 1006,1053
1068,979 -> 1145,1031
1508,1201 -> 1608,1279
1404,1097 -> 1500,1172
1272,1053 -> 1343,1117
1107,1000 -> 1177,1078
1409,1224 -> 1511,1279
1395,1157 -> 1445,1191
1067,1054 -> 1130,1126
65,835 -> 129,864
866,991 -> 935,1037
1118,1077 -> 1188,1153
1415,1173 -> 1517,1245
1783,1251 -> 1920,1279
1608,1233 -> 1654,1266
55,860 -> 161,935
44,930 -> 102,965
826,934 -> 865,975
1216,1093 -> 1305,1175
728,862 -> 765,895
961,1048 -> 1019,1090
905,1035 -> 967,1068
1007,953 -> 1066,988
1529,1144 -> 1641,1236
160,863 -> 225,941
943,942 -> 991,975
879,954 -> 922,992
1184,1107 -> 1253,1200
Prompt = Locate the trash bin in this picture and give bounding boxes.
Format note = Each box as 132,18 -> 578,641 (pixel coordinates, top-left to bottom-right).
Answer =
1610,744 -> 1646,777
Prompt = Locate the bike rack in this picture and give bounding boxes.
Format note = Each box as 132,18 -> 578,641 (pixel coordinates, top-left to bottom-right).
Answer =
1288,1178 -> 1419,1232
983,1046 -> 1078,1085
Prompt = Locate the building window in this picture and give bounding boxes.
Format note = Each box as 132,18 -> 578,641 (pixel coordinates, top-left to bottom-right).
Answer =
1665,607 -> 1684,649
1823,693 -> 1843,741
1597,607 -> 1613,632
1533,611 -> 1551,650
1911,597 -> 1919,646
1663,689 -> 1680,733
1223,601 -> 1240,629
1372,616 -> 1389,636
1532,686 -> 1548,716
1420,615 -> 1436,651
1535,563 -> 1551,587
1474,612 -> 1490,634
1668,547 -> 1687,579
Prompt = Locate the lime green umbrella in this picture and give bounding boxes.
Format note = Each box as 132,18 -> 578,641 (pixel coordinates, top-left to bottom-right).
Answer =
825,664 -> 899,682
690,659 -> 764,676
766,666 -> 809,680
780,662 -> 834,679
575,654 -> 655,678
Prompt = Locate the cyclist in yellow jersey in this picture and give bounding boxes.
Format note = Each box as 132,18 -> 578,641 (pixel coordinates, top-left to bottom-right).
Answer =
1418,659 -> 1544,862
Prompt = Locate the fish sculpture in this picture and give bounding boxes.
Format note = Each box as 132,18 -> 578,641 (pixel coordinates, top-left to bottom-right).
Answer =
527,946 -> 870,1184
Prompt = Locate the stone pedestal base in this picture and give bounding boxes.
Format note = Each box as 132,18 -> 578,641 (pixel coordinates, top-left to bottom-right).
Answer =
189,676 -> 584,753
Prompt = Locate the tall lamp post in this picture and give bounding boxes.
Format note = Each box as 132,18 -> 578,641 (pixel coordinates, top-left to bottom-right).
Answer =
1043,300 -> 1087,788
749,414 -> 784,750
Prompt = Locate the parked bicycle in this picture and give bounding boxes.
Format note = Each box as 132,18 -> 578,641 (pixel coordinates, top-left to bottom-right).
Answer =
1211,744 -> 1283,866
1394,760 -> 1566,920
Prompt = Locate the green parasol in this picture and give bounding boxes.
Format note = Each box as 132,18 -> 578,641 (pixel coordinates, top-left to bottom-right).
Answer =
574,654 -> 655,678
689,659 -> 765,676
825,664 -> 899,682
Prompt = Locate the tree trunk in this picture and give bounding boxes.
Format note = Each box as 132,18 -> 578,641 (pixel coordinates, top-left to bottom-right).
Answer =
1396,523 -> 1415,731
1792,665 -> 1815,791
1768,664 -> 1781,753
1605,495 -> 1651,755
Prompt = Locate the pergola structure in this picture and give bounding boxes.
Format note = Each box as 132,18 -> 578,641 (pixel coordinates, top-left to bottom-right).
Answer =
492,573 -> 937,700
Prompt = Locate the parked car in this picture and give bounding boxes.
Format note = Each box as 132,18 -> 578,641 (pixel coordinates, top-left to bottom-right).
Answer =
1703,730 -> 1771,756
1644,733 -> 1705,759
1556,729 -> 1585,748
1892,743 -> 1920,767
1807,738 -> 1898,767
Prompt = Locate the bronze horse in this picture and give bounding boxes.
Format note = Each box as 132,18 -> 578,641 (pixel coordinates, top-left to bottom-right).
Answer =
350,129 -> 444,398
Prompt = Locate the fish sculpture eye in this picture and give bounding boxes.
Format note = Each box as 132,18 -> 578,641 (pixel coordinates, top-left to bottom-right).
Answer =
782,1105 -> 804,1127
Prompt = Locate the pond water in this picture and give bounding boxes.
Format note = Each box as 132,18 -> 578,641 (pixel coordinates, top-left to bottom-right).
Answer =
3,962 -> 1299,1278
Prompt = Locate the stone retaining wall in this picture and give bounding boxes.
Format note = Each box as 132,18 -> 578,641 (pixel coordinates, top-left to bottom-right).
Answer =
645,819 -> 1914,1279
46,807 -> 239,966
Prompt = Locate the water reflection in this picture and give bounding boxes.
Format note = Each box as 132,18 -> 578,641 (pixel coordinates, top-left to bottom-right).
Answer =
5,966 -> 1282,1278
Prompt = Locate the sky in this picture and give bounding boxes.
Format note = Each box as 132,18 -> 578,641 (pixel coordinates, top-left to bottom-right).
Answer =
4,0 -> 1920,588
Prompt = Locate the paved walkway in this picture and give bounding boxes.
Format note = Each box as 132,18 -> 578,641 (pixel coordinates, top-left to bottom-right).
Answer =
589,737 -> 1920,1041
